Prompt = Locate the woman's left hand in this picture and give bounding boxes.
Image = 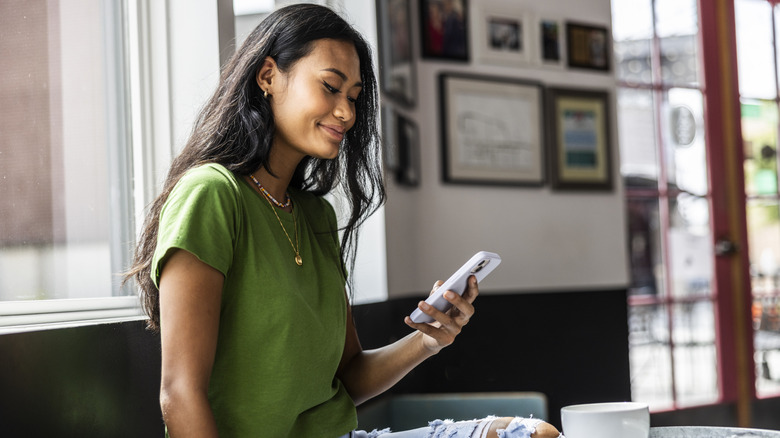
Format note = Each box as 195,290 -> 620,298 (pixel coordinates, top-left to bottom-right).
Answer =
404,275 -> 479,353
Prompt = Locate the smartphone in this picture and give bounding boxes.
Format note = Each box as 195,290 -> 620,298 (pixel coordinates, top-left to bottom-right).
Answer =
409,251 -> 502,324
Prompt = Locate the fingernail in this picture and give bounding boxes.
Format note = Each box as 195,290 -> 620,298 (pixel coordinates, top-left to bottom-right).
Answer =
444,291 -> 455,299
419,301 -> 429,310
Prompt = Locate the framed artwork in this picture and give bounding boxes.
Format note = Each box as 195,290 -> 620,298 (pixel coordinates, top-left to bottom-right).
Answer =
547,87 -> 613,190
420,0 -> 469,61
474,5 -> 531,66
566,22 -> 610,71
376,0 -> 416,106
539,18 -> 563,66
439,73 -> 545,186
381,104 -> 420,187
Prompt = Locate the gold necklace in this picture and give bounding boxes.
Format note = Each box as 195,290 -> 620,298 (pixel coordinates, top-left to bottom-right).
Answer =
260,188 -> 302,266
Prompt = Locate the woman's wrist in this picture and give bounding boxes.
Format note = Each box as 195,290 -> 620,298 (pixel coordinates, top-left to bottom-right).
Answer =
412,330 -> 444,356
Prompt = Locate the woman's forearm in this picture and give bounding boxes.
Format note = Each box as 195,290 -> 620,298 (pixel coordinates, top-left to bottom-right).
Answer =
340,279 -> 480,406
340,330 -> 437,405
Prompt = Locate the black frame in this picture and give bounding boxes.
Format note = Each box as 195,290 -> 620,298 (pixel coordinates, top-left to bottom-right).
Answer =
540,19 -> 562,63
420,0 -> 470,61
439,73 -> 546,186
376,0 -> 416,106
565,22 -> 610,71
547,87 -> 613,190
381,105 -> 420,187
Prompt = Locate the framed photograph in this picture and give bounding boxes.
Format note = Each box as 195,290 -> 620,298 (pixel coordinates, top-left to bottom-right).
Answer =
381,104 -> 420,187
376,0 -> 416,106
539,18 -> 563,66
474,5 -> 531,66
420,0 -> 469,61
566,22 -> 610,71
547,87 -> 613,190
439,73 -> 545,186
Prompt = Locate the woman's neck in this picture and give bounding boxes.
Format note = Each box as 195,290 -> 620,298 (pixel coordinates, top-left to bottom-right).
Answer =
250,147 -> 303,212
251,167 -> 290,200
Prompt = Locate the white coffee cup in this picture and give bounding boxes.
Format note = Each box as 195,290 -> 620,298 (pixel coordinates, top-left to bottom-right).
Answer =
561,402 -> 650,438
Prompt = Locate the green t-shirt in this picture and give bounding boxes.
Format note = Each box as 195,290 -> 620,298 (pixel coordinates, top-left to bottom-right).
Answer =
152,163 -> 357,437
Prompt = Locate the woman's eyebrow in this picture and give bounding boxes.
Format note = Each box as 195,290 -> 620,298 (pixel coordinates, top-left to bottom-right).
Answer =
321,68 -> 363,88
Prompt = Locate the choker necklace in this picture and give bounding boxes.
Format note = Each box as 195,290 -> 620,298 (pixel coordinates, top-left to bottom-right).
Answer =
249,174 -> 291,208
252,180 -> 302,266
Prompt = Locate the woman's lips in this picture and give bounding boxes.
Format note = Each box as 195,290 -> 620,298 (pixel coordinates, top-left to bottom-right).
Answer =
320,124 -> 345,141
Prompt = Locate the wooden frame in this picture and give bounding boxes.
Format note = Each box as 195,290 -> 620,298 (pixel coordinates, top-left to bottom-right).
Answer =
420,0 -> 470,61
376,0 -> 416,106
547,87 -> 613,190
566,22 -> 610,71
439,73 -> 545,186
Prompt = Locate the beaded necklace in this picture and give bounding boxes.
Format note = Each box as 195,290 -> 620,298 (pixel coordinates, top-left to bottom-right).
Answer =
249,174 -> 291,209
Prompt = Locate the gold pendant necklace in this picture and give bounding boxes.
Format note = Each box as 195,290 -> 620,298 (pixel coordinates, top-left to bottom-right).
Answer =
254,179 -> 302,266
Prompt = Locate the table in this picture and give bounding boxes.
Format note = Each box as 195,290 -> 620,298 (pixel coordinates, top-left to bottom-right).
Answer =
650,426 -> 780,437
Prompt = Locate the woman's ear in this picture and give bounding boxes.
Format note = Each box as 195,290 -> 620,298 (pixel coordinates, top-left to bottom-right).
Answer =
256,56 -> 277,96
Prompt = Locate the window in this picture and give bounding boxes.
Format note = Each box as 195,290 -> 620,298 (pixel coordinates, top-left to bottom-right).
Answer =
735,0 -> 780,398
0,0 -> 138,329
612,0 -> 720,410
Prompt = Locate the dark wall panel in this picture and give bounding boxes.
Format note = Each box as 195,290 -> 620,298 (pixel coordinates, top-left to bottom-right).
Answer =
0,290 -> 629,435
0,320 -> 164,438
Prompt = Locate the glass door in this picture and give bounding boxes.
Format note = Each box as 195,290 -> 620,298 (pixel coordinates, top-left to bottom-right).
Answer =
735,0 -> 780,399
612,0 -> 720,410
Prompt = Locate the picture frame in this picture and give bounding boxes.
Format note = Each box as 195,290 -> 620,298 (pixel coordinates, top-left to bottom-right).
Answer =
376,0 -> 416,106
439,73 -> 545,186
394,113 -> 421,186
547,87 -> 613,190
381,104 -> 398,171
381,104 -> 420,187
473,5 -> 531,66
539,18 -> 564,66
566,22 -> 610,71
420,0 -> 469,61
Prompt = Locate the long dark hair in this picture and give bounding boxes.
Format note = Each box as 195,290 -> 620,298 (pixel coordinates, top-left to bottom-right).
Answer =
126,4 -> 385,331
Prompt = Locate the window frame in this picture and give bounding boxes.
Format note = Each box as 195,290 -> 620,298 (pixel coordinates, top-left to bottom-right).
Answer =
0,0 -> 239,332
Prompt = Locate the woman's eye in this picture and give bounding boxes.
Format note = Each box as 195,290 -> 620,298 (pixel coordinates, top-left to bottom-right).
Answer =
323,81 -> 339,94
347,96 -> 357,104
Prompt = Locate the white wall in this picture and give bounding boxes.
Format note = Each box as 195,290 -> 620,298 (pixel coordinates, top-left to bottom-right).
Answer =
383,0 -> 629,297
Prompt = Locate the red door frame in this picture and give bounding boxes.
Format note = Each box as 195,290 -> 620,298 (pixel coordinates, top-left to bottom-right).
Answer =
699,0 -> 756,426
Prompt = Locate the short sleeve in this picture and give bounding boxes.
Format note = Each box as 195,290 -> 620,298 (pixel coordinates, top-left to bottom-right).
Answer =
151,164 -> 241,287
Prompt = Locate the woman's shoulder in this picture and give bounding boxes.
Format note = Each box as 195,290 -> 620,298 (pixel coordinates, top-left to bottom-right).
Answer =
165,163 -> 243,211
179,163 -> 240,188
168,163 -> 244,200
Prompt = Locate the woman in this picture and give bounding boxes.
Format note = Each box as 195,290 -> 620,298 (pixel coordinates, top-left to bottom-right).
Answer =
127,4 -> 561,438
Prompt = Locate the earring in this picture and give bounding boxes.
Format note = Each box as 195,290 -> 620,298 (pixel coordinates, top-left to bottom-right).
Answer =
263,90 -> 269,99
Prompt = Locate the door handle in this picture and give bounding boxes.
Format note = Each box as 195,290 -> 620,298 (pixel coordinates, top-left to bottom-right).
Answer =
714,238 -> 738,256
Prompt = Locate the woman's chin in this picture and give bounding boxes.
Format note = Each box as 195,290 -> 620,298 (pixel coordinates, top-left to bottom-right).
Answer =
312,145 -> 340,160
